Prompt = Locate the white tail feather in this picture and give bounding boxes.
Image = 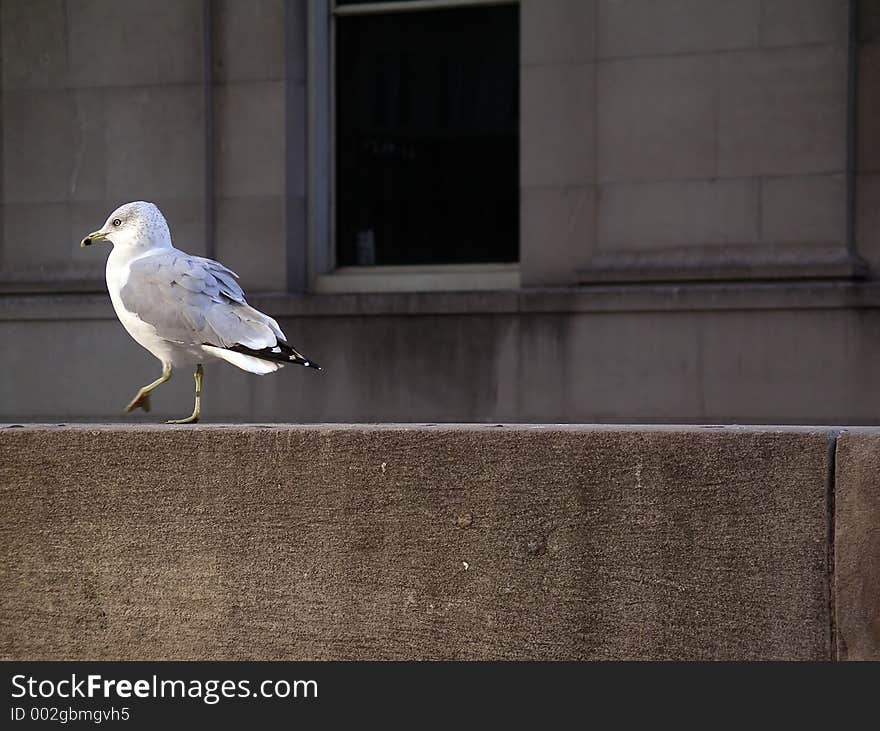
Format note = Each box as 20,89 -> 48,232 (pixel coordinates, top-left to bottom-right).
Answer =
201,345 -> 283,375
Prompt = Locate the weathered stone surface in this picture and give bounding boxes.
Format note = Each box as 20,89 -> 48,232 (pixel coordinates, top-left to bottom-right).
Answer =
520,186 -> 596,286
1,90 -> 79,204
598,179 -> 759,250
858,45 -> 880,174
521,0 -> 597,66
834,432 -> 880,660
760,174 -> 847,245
0,425 -> 833,660
597,55 -> 717,182
760,0 -> 848,48
105,85 -> 205,200
5,288 -> 880,424
214,81 -> 286,198
215,196 -> 288,291
521,63 -> 595,188
213,0 -> 288,82
857,173 -> 880,270
66,0 -> 203,88
597,0 -> 760,58
718,47 -> 847,178
0,0 -> 68,90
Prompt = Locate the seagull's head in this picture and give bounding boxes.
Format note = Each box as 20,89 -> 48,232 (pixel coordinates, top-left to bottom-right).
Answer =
80,201 -> 172,251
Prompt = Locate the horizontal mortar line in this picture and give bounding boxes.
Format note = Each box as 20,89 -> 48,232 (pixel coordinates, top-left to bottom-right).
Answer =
523,171 -> 848,192
594,171 -> 848,186
0,77 -> 304,95
1,194 -> 297,209
522,39 -> 847,68
1,194 -> 211,207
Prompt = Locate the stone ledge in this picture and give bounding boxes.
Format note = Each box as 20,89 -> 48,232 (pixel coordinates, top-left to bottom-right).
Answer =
0,424 -> 875,660
5,280 -> 880,322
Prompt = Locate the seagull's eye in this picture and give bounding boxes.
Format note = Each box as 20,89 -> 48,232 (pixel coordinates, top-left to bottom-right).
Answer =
112,218 -> 122,227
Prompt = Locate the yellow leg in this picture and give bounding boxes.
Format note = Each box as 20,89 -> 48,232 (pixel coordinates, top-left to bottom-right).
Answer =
166,364 -> 202,425
125,364 -> 172,413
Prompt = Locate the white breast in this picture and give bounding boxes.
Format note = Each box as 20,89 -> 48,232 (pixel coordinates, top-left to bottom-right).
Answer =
106,250 -> 180,366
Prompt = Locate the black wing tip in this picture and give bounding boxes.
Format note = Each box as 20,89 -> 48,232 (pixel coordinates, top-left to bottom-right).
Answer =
297,358 -> 322,371
226,343 -> 322,370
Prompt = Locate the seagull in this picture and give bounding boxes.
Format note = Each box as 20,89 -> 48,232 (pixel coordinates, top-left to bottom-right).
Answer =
81,201 -> 320,424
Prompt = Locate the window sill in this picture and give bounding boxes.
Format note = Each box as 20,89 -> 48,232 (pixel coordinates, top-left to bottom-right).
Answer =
312,264 -> 520,293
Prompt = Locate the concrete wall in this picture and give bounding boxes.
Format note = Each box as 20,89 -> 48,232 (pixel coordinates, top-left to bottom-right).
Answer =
1,423 -> 875,661
6,282 -> 880,425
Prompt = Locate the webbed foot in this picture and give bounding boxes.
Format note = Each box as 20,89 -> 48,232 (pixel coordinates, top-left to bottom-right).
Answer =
165,414 -> 199,425
125,391 -> 151,413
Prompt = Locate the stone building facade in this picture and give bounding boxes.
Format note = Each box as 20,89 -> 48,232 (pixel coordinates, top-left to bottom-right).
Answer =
1,0 -> 879,424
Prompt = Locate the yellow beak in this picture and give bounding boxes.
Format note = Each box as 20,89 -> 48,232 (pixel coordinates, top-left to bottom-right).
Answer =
80,230 -> 108,248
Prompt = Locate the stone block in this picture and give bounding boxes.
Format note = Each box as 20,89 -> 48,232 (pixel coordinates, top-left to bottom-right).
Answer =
719,47 -> 847,177
1,202 -> 73,274
760,174 -> 847,245
597,55 -> 717,182
1,0 -> 68,90
213,0 -> 288,82
0,318 -> 165,417
521,185 -> 596,286
215,195 -> 287,291
521,63 -> 595,188
153,196 -> 208,257
67,0 -> 203,87
521,0 -> 596,66
105,85 -> 205,200
0,425 -> 832,660
834,432 -> 880,660
598,179 -> 759,250
214,81 -> 286,198
760,0 -> 848,48
858,45 -> 880,174
2,91 -> 77,204
856,173 -> 880,271
597,0 -> 760,58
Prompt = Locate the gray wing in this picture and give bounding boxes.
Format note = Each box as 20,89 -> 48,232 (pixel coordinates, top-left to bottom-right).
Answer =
119,252 -> 284,350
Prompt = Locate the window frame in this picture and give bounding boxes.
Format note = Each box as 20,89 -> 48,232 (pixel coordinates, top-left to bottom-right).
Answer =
306,0 -> 520,294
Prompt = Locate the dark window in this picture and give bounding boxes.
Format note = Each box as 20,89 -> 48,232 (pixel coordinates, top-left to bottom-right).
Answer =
335,3 -> 519,267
